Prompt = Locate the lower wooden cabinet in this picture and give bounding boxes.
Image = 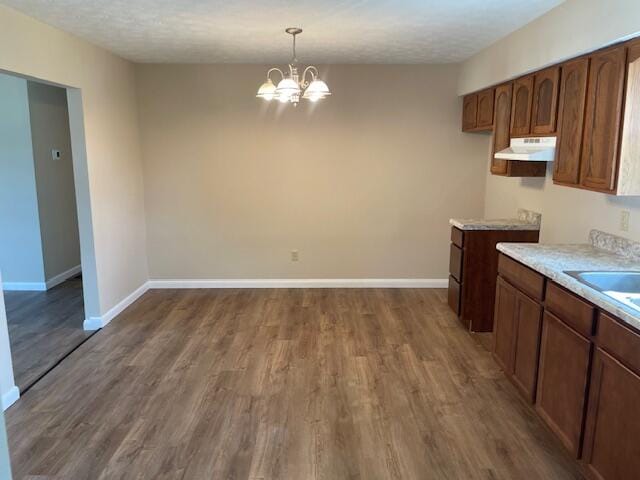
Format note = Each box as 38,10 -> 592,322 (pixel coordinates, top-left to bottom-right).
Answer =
447,228 -> 539,332
535,311 -> 592,457
582,348 -> 640,480
492,253 -> 640,477
493,276 -> 543,402
511,292 -> 543,401
493,278 -> 518,372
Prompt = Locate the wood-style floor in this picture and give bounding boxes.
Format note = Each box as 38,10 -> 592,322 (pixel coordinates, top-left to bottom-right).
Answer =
6,289 -> 584,479
4,276 -> 91,392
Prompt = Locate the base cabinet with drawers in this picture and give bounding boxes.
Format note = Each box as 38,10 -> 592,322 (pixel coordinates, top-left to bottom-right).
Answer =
447,227 -> 539,332
493,253 -> 640,479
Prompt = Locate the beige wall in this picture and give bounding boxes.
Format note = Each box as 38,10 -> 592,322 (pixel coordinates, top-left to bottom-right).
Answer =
28,81 -> 81,281
483,163 -> 640,243
458,0 -> 640,94
0,5 -> 148,315
136,64 -> 488,279
459,0 -> 640,243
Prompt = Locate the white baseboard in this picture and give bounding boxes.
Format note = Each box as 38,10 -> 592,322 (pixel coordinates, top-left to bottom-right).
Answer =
148,278 -> 449,289
46,264 -> 82,290
2,282 -> 47,291
83,282 -> 149,331
1,386 -> 20,411
82,278 -> 446,331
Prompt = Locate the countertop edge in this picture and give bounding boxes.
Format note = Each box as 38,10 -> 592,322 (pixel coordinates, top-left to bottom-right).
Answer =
449,219 -> 541,231
496,243 -> 640,333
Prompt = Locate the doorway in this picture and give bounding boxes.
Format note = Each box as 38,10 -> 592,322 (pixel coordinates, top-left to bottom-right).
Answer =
0,72 -> 97,396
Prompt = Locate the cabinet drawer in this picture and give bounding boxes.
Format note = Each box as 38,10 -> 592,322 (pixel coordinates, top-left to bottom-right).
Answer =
448,276 -> 461,316
545,282 -> 595,338
449,244 -> 463,282
451,227 -> 464,248
597,312 -> 640,376
498,254 -> 545,301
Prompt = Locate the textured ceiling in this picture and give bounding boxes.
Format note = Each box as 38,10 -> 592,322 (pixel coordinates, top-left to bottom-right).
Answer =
1,0 -> 564,63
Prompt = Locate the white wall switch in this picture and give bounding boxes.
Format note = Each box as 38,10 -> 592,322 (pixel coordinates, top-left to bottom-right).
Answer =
620,210 -> 630,232
51,149 -> 61,160
291,250 -> 299,262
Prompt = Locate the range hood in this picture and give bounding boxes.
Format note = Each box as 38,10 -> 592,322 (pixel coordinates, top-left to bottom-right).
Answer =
494,137 -> 556,162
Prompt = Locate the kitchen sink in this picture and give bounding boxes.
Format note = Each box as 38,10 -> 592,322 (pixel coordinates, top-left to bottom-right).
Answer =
565,271 -> 640,313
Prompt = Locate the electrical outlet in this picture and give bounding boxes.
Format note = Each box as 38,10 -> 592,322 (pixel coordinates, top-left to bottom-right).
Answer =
620,210 -> 630,232
291,250 -> 299,262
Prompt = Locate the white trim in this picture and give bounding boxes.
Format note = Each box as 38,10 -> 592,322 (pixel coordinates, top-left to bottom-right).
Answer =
148,278 -> 449,289
45,264 -> 82,290
2,282 -> 47,291
83,282 -> 149,331
1,386 -> 19,411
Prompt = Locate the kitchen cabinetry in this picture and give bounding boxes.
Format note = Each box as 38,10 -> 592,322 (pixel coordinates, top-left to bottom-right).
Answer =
511,68 -> 560,137
553,58 -> 589,185
580,45 -> 626,193
465,36 -> 640,194
493,275 -> 543,402
462,94 -> 477,131
536,310 -> 592,457
582,312 -> 640,480
491,83 -> 547,177
493,252 -> 640,478
531,67 -> 560,134
462,88 -> 494,132
491,83 -> 511,175
447,228 -> 539,332
510,76 -> 534,136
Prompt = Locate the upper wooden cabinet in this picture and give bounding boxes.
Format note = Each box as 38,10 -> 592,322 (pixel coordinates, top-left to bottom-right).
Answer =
464,37 -> 640,192
553,58 -> 589,185
491,83 -> 512,175
510,76 -> 534,136
462,88 -> 494,132
616,39 -> 640,195
579,45 -> 627,193
511,69 -> 560,137
476,89 -> 495,129
491,83 -> 546,177
531,67 -> 560,134
462,94 -> 478,131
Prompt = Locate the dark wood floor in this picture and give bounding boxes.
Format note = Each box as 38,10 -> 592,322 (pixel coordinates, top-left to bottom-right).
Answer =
4,276 -> 91,392
6,289 -> 584,479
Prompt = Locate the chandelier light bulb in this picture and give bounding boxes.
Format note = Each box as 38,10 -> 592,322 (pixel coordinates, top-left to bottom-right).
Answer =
256,78 -> 277,101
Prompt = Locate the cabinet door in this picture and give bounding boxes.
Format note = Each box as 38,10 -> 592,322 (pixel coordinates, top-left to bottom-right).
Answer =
493,277 -> 517,373
531,67 -> 560,135
580,45 -> 626,192
536,312 -> 592,457
510,75 -> 534,136
491,83 -> 513,175
462,94 -> 478,131
511,291 -> 543,402
554,58 -> 589,185
477,89 -> 495,129
582,349 -> 640,480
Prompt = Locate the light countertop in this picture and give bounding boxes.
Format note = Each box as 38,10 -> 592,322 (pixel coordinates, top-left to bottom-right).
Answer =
450,208 -> 541,231
497,237 -> 640,332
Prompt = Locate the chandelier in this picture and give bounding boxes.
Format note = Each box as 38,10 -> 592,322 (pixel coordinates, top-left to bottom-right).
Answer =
256,28 -> 331,105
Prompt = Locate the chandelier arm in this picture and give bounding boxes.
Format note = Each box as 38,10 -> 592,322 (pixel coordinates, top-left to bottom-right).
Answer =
300,65 -> 319,88
266,67 -> 285,82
